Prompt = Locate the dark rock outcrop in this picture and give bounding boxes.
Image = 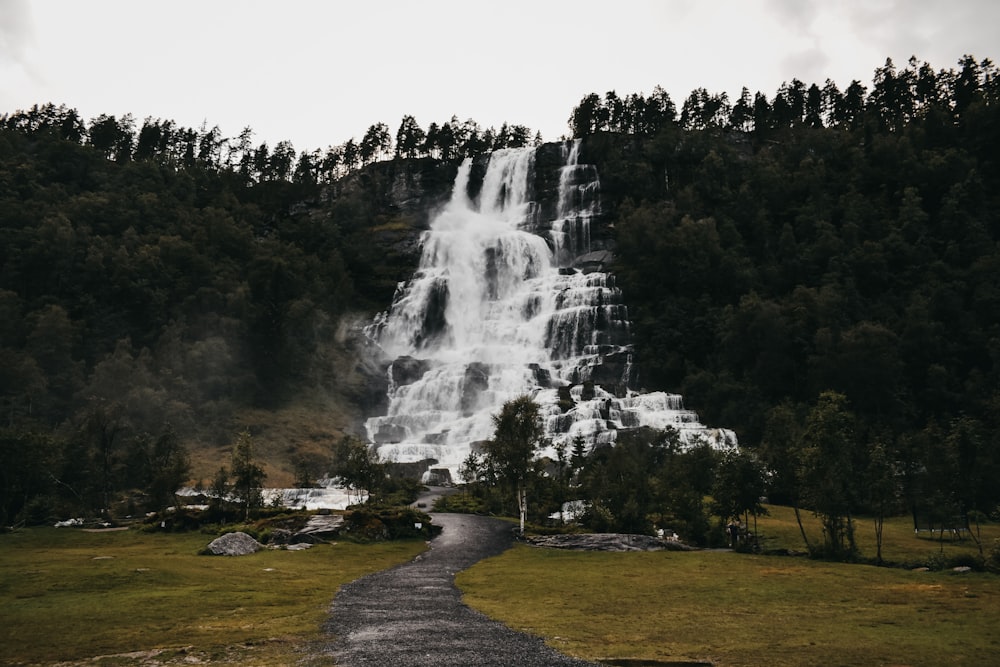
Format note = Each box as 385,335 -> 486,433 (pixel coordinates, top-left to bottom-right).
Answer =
587,349 -> 633,396
372,422 -> 407,445
333,157 -> 458,228
461,362 -> 490,415
391,356 -> 431,387
573,249 -> 614,273
387,458 -> 440,480
529,363 -> 552,389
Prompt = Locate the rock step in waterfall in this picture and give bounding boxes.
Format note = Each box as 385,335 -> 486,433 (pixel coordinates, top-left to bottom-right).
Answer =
365,140 -> 734,483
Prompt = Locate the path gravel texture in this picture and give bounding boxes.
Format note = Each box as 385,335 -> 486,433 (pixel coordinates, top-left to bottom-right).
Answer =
315,508 -> 598,666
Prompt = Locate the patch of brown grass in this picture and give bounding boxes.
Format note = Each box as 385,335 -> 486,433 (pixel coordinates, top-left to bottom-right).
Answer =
185,386 -> 363,488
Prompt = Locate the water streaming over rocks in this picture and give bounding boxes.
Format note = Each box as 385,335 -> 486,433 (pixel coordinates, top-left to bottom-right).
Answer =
365,141 -> 734,482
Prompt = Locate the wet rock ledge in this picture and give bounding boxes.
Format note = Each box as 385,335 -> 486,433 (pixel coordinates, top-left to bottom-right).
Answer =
526,533 -> 697,552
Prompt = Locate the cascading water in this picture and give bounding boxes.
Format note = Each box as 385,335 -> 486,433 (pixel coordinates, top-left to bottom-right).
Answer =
365,141 -> 734,482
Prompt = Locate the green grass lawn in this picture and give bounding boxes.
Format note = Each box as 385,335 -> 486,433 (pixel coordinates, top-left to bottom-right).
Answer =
4,508 -> 997,666
458,507 -> 1000,667
0,527 -> 426,666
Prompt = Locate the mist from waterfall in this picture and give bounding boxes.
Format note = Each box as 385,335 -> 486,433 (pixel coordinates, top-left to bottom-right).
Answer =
365,141 -> 733,481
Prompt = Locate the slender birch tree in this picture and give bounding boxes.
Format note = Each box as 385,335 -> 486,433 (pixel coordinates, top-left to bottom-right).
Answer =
484,395 -> 545,536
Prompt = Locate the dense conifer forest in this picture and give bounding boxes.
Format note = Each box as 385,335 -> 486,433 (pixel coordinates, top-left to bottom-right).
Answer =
1,55 -> 998,547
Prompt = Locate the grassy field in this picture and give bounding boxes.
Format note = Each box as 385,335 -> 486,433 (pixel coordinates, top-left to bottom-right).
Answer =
0,527 -> 426,666
752,504 -> 998,567
457,507 -> 1000,667
3,508 -> 997,666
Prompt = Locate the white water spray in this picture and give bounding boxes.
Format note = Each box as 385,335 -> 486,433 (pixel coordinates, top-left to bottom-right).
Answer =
366,142 -> 734,481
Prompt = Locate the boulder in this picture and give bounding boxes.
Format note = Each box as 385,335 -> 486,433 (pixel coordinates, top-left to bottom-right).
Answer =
205,531 -> 263,556
391,356 -> 431,386
295,514 -> 345,542
268,528 -> 293,545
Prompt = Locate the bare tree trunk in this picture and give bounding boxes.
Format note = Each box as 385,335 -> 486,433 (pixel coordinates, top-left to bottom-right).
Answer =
874,511 -> 884,565
973,513 -> 984,560
518,484 -> 527,536
793,503 -> 812,552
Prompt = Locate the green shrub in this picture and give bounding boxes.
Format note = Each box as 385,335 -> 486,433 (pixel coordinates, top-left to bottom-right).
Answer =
947,552 -> 982,571
433,492 -> 487,514
989,539 -> 1000,572
922,550 -> 984,572
378,478 -> 424,506
23,495 -> 60,527
343,506 -> 438,541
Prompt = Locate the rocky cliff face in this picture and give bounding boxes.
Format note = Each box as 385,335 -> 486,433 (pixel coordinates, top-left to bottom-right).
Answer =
333,156 -> 459,223
327,157 -> 460,284
332,142 -> 620,288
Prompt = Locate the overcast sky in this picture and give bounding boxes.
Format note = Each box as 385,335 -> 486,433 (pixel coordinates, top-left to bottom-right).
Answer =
2,0 -> 998,152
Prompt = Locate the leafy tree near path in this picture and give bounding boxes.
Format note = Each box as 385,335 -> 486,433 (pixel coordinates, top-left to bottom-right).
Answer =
484,395 -> 546,536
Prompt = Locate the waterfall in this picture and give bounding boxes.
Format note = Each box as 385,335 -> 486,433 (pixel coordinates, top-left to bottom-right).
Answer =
365,141 -> 734,482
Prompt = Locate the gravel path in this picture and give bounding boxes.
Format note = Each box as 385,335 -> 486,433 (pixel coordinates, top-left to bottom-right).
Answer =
314,508 -> 598,666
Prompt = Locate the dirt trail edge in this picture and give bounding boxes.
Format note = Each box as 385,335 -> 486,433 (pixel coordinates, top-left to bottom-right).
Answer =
312,511 -> 598,666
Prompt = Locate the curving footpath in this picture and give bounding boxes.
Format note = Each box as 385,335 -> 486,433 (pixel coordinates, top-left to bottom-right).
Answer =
315,509 -> 598,666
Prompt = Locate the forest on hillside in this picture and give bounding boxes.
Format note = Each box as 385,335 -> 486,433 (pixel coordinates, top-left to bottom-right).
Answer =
578,56 -> 1000,432
579,55 -> 1000,547
1,55 -> 998,537
0,105 -> 541,523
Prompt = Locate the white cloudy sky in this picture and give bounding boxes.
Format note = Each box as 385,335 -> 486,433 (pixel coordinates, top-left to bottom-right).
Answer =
2,0 -> 998,151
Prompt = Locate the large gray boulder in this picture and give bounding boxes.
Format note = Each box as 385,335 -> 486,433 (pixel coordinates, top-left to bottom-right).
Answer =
205,531 -> 263,556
